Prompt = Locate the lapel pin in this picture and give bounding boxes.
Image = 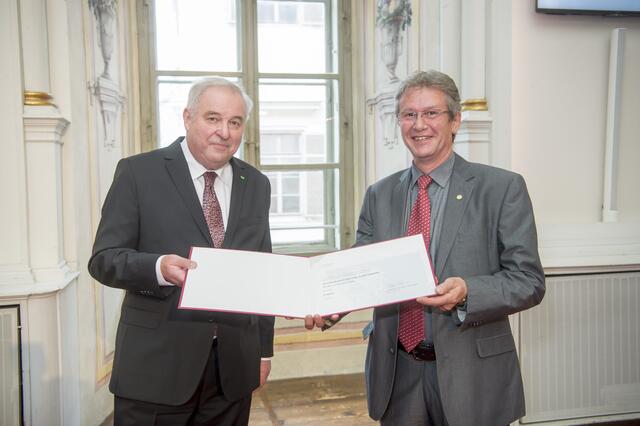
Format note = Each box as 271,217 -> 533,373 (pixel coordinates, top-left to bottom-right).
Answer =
456,194 -> 463,200
240,175 -> 246,181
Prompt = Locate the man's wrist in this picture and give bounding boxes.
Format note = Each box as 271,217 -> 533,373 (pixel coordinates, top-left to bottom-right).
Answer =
155,255 -> 173,286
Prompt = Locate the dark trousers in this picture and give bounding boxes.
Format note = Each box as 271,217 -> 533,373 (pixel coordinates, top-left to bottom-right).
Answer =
380,349 -> 448,426
114,342 -> 251,426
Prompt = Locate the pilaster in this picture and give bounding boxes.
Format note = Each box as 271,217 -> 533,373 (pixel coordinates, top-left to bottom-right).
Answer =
23,107 -> 72,283
456,0 -> 492,164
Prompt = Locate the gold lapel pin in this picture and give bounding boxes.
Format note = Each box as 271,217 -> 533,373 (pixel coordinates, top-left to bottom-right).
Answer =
456,194 -> 463,200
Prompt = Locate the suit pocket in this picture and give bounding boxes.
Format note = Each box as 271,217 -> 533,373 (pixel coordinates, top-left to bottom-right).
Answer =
476,333 -> 516,358
121,306 -> 162,329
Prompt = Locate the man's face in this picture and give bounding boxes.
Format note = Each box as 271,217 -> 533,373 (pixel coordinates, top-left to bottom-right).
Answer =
183,86 -> 246,170
398,86 -> 461,173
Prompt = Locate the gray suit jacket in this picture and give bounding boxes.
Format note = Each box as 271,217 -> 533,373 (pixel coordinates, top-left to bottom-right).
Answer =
88,138 -> 274,405
358,154 -> 545,426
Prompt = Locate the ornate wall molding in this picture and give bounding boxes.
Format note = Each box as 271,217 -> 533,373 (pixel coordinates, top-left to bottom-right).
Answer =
461,98 -> 488,111
455,110 -> 492,165
24,91 -> 55,107
90,76 -> 125,150
377,0 -> 412,83
88,0 -> 124,151
89,0 -> 116,78
23,110 -> 69,145
368,85 -> 401,150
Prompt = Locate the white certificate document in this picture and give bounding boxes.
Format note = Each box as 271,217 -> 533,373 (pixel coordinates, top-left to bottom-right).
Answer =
178,234 -> 437,318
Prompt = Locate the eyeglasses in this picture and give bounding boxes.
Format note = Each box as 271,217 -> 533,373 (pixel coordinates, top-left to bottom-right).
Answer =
398,110 -> 450,124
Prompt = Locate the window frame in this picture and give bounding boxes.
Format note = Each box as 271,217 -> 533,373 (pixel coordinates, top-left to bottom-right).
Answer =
136,0 -> 354,255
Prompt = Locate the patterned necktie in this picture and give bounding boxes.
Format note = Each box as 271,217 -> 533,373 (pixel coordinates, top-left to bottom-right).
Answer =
398,174 -> 433,352
202,171 -> 225,248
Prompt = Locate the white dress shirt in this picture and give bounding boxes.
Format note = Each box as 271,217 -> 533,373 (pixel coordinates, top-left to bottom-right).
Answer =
155,139 -> 234,286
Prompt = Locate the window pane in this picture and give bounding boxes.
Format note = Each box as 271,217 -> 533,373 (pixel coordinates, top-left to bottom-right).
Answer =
278,3 -> 298,24
259,79 -> 339,165
266,169 -> 338,246
282,173 -> 299,194
157,77 -> 192,147
260,134 -> 278,154
257,1 -> 332,73
155,0 -> 238,72
257,2 -> 275,23
302,3 -> 323,24
282,196 -> 300,213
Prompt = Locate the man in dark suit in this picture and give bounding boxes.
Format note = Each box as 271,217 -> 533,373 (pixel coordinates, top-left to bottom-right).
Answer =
89,77 -> 273,425
307,70 -> 545,425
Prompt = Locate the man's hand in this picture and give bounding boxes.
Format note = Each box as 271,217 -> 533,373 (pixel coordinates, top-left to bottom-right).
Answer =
416,277 -> 467,311
160,254 -> 197,287
259,359 -> 271,387
303,314 -> 341,330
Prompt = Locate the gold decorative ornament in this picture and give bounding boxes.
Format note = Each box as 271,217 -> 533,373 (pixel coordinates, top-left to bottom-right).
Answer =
461,98 -> 488,111
24,91 -> 55,106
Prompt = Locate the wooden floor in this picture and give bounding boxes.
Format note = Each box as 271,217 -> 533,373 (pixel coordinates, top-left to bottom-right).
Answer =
99,373 -> 374,425
100,373 -> 640,425
249,374 -> 374,425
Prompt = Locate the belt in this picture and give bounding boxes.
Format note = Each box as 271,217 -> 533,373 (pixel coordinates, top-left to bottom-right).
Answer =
398,340 -> 436,361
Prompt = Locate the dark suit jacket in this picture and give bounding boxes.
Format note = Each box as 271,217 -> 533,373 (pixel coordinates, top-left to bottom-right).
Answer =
88,138 -> 274,405
357,154 -> 545,426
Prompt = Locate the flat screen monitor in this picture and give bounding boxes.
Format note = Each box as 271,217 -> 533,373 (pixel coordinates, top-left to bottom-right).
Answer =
536,0 -> 640,16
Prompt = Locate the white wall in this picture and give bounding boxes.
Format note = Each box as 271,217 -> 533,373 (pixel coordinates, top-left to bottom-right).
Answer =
511,2 -> 640,224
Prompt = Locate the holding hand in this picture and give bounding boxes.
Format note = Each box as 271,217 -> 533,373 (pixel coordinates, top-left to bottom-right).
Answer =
417,277 -> 467,311
259,359 -> 271,387
160,254 -> 197,286
304,314 -> 341,330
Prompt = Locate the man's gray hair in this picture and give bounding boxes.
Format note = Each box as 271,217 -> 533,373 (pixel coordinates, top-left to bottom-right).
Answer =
186,77 -> 254,118
395,70 -> 461,120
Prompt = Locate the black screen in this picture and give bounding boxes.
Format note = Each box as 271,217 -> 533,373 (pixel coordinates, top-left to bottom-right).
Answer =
537,0 -> 640,16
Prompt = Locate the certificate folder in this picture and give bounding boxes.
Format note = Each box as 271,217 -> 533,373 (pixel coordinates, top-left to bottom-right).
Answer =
178,234 -> 437,318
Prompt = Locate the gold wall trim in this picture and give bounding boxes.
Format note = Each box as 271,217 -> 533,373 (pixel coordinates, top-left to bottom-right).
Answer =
24,91 -> 55,106
461,98 -> 488,111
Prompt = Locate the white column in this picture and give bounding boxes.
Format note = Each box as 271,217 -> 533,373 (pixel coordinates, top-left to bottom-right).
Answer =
455,0 -> 492,165
19,0 -> 72,285
460,0 -> 486,103
440,0 -> 461,83
0,0 -> 32,286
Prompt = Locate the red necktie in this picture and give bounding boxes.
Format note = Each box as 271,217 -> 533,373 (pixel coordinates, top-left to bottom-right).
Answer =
398,175 -> 433,352
203,171 -> 225,248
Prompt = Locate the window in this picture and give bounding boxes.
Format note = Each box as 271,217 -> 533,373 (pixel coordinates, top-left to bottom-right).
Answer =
138,0 -> 353,254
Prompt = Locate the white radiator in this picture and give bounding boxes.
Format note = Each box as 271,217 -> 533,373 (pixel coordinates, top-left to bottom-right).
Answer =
0,305 -> 21,426
520,272 -> 640,423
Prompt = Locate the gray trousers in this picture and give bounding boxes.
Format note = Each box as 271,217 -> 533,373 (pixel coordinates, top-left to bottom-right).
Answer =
380,349 -> 448,426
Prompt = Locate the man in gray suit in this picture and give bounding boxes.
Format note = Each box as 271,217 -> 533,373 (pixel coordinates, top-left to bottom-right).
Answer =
89,77 -> 273,425
307,70 -> 545,425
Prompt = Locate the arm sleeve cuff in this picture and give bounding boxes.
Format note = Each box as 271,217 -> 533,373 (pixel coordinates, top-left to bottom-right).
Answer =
155,255 -> 174,287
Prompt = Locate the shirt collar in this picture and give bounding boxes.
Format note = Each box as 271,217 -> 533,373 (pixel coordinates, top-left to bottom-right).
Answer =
180,139 -> 233,186
409,153 -> 455,189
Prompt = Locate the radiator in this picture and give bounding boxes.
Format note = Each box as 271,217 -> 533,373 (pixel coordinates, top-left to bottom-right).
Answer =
0,305 -> 21,426
520,272 -> 640,423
